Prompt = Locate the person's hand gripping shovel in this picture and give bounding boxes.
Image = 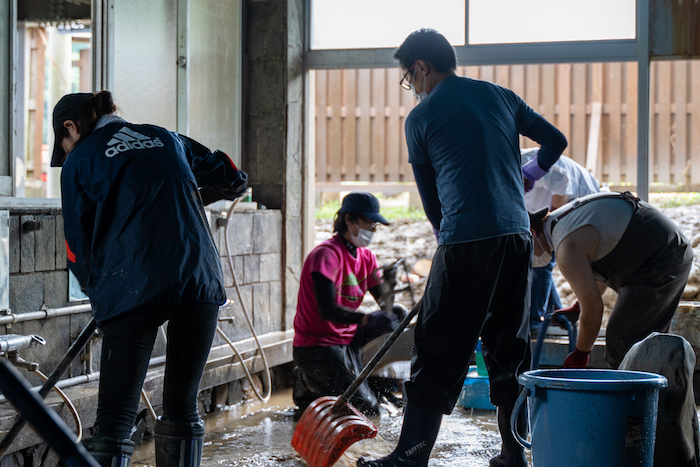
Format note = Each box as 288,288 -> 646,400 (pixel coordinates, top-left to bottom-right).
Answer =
291,300 -> 421,467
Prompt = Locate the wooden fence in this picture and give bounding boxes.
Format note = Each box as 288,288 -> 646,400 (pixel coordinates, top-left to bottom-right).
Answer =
314,60 -> 700,191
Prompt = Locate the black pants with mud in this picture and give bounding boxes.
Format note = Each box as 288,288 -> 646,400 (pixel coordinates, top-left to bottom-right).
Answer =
94,303 -> 219,439
293,323 -> 392,415
405,234 -> 532,414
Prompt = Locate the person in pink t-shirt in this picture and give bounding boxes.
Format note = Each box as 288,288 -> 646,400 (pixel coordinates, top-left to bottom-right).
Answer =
293,192 -> 406,416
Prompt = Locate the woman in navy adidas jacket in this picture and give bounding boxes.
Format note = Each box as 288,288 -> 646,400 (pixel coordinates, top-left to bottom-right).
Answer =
52,91 -> 248,467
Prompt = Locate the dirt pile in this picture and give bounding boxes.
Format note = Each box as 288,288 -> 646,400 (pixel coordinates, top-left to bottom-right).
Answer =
316,203 -> 700,315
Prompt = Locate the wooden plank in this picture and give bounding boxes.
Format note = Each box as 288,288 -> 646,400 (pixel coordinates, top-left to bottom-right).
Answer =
466,66 -> 480,79
590,63 -> 604,181
371,68 -> 386,182
606,62 -> 623,184
399,77 -> 415,182
571,63 -> 587,166
481,66 -> 494,84
386,68 -> 401,181
691,61 -> 700,186
357,69 -> 372,181
586,102 -> 603,177
496,65 -> 510,88
541,65 -> 556,124
673,61 -> 688,185
328,69 -> 343,182
343,69 -> 358,181
655,61 -> 672,184
624,61 -> 638,184
556,64 -> 572,156
315,70 -> 328,182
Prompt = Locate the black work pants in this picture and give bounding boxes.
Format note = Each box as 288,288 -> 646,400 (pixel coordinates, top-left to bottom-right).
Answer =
405,233 -> 532,414
94,303 -> 219,440
293,318 -> 393,415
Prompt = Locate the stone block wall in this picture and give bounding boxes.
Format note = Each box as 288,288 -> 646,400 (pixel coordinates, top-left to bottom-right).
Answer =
4,206 -> 285,386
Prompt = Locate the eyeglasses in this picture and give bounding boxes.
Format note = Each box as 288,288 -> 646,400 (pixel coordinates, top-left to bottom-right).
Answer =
400,63 -> 417,90
360,217 -> 379,232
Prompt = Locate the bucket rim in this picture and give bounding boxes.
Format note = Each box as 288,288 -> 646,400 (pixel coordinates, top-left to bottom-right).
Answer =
518,369 -> 668,391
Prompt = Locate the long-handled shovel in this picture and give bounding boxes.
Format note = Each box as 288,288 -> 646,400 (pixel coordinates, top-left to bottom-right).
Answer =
292,300 -> 421,467
0,317 -> 98,456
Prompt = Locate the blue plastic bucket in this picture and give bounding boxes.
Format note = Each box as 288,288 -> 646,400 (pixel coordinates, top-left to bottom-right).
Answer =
511,369 -> 667,467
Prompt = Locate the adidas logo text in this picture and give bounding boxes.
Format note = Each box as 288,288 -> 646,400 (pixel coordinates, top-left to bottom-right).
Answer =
105,127 -> 164,158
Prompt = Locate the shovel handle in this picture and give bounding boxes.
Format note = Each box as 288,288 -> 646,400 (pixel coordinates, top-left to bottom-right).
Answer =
337,300 -> 421,406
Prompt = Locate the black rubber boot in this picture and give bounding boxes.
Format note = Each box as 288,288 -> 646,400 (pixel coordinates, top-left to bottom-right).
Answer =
489,404 -> 528,467
82,435 -> 134,467
154,418 -> 206,467
357,402 -> 442,467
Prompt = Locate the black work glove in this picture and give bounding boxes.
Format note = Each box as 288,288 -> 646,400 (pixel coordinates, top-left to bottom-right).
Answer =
199,170 -> 249,206
364,310 -> 398,334
392,303 -> 408,322
381,262 -> 399,288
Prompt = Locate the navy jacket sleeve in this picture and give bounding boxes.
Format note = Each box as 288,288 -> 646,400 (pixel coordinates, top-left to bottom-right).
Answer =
521,115 -> 568,171
176,134 -> 249,204
60,168 -> 95,289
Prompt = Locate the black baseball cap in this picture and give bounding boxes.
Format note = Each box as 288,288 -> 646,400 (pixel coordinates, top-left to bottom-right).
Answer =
51,93 -> 92,167
338,192 -> 390,225
528,207 -> 549,225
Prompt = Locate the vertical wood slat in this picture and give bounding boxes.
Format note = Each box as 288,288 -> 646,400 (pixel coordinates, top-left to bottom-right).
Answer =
343,69 -> 358,180
327,70 -> 343,182
625,62 -> 638,184
315,70 -> 328,182
357,69 -> 372,181
692,62 -> 700,185
399,79 -> 415,182
386,68 -> 401,181
571,63 -> 588,166
556,64 -> 572,160
673,61 -> 688,185
371,69 -> 386,181
606,63 -> 623,183
656,62 -> 672,183
590,63 -> 604,181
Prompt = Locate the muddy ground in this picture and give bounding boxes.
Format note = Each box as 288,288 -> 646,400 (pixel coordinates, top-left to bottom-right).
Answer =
316,203 -> 700,318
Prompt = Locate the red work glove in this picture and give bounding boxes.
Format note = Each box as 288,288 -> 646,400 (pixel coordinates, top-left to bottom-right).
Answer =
563,348 -> 590,368
552,301 -> 581,330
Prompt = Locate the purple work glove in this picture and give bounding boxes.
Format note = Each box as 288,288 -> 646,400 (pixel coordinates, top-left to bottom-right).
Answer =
563,348 -> 590,369
522,157 -> 549,193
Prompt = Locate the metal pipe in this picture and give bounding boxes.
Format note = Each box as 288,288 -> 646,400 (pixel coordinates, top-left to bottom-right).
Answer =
0,304 -> 92,325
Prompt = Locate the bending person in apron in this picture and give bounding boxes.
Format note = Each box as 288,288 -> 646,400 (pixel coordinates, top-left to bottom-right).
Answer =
529,191 -> 693,368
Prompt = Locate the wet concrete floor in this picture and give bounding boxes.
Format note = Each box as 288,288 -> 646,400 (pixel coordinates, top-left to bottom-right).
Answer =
131,388 -> 512,466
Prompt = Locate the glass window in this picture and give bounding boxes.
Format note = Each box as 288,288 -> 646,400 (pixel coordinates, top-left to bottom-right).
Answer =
18,23 -> 92,198
188,0 -> 242,166
310,0 -> 465,50
468,0 -> 635,45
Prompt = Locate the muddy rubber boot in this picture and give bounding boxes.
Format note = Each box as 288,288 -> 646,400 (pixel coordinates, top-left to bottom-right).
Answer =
81,435 -> 134,467
357,402 -> 442,467
154,418 -> 205,467
489,404 -> 528,467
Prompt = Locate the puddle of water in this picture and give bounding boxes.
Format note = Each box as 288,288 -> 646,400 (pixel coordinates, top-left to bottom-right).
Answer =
132,388 -> 514,466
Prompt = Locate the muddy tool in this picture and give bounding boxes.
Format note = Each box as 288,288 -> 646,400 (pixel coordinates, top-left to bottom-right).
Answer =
292,300 -> 421,467
0,318 -> 98,456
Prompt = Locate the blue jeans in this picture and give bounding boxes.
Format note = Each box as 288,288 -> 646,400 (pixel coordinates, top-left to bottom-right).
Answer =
530,253 -> 562,327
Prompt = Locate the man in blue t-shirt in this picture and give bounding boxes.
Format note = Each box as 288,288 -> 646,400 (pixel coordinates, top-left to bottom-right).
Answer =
358,29 -> 568,467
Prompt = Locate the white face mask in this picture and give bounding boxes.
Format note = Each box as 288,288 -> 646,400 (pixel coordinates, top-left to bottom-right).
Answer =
411,69 -> 428,103
532,235 -> 552,268
350,222 -> 374,247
